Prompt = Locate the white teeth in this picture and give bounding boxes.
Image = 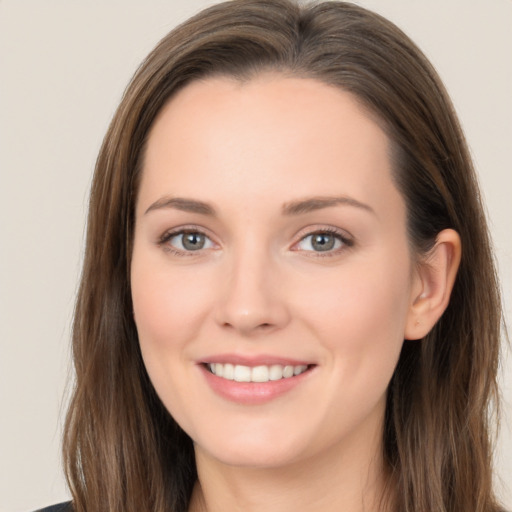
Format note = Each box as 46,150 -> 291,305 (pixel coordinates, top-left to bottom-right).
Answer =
294,365 -> 307,375
251,365 -> 269,382
214,363 -> 224,377
224,363 -> 235,380
283,365 -> 294,378
234,365 -> 251,382
269,365 -> 283,380
207,363 -> 309,382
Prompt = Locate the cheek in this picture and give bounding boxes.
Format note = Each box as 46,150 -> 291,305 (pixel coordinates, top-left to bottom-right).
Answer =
130,253 -> 214,424
130,255 -> 212,412
299,257 -> 412,379
131,255 -> 212,348
298,263 -> 411,436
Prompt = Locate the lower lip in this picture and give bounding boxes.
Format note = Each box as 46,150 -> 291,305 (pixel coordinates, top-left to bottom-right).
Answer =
199,365 -> 314,405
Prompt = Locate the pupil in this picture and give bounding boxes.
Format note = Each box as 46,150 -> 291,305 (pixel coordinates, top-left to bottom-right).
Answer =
312,233 -> 334,251
183,233 -> 205,250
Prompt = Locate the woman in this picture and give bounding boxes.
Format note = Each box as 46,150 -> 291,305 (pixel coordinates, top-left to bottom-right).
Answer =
39,0 -> 506,511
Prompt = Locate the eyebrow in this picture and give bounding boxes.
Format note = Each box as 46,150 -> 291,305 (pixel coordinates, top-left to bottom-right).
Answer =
282,196 -> 375,216
144,197 -> 216,216
144,194 -> 375,217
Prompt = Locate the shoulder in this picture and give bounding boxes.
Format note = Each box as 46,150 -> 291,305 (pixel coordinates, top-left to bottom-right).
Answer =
34,501 -> 73,512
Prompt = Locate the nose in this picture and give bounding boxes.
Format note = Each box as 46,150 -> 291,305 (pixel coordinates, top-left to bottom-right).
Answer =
214,244 -> 291,337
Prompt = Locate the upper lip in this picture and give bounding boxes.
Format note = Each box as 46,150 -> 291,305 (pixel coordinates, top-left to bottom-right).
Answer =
199,354 -> 314,367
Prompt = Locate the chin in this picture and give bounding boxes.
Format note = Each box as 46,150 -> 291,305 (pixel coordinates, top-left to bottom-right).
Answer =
193,429 -> 313,469
198,448 -> 304,470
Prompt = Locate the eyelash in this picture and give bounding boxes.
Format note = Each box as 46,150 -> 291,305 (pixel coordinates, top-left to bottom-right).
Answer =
157,226 -> 354,257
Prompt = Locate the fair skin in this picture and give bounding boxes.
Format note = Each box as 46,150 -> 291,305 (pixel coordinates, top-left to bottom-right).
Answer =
131,74 -> 461,512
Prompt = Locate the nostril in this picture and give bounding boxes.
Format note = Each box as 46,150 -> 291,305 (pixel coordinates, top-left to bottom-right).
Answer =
221,321 -> 275,333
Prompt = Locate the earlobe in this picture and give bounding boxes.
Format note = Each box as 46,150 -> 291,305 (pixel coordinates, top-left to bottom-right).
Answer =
404,229 -> 461,340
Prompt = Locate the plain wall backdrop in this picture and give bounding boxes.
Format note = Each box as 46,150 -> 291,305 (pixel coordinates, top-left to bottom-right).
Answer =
0,1 -> 510,510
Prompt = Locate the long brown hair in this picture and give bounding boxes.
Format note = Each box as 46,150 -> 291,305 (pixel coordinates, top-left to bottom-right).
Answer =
63,1 -> 505,511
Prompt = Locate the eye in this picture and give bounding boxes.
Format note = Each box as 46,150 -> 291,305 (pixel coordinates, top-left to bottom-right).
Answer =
295,230 -> 351,253
161,230 -> 215,253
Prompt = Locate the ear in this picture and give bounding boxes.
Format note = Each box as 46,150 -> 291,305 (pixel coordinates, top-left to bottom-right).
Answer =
404,229 -> 461,340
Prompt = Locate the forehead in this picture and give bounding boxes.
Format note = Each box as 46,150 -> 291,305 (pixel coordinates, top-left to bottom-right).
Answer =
138,74 -> 402,221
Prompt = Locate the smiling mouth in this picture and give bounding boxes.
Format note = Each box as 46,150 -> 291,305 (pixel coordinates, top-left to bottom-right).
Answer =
205,363 -> 311,383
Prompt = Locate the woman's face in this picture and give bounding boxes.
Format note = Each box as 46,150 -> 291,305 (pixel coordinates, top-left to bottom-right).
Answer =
131,75 -> 422,469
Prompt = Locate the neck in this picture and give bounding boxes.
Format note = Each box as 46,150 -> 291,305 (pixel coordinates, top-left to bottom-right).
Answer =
188,425 -> 391,512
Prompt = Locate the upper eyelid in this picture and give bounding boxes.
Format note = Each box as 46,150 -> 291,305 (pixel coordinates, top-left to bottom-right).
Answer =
159,224 -> 214,241
293,225 -> 353,242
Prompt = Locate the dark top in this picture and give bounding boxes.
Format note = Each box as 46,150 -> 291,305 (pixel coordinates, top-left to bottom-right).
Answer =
35,502 -> 72,512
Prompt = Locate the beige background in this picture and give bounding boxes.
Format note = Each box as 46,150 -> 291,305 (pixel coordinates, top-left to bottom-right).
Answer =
0,1 -> 510,511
